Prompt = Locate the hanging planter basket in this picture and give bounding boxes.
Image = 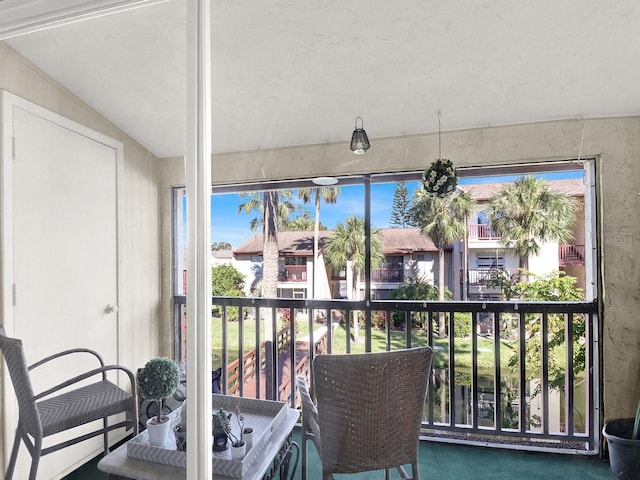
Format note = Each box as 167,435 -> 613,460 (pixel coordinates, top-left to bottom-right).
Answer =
422,158 -> 458,197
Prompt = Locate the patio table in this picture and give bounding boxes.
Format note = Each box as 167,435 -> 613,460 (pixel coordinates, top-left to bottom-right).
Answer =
97,407 -> 299,480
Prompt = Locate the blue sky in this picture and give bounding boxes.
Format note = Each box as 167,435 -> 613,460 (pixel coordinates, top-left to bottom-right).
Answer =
210,170 -> 584,248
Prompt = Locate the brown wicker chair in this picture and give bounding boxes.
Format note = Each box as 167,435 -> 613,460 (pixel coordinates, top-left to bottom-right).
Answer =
298,346 -> 433,480
0,326 -> 138,480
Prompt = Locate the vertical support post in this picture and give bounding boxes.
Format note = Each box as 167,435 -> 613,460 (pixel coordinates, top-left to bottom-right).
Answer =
186,0 -> 212,478
364,175 -> 372,352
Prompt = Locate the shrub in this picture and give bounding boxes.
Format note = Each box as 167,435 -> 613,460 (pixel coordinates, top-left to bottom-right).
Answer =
356,310 -> 387,330
137,357 -> 181,424
453,312 -> 472,337
212,264 -> 245,321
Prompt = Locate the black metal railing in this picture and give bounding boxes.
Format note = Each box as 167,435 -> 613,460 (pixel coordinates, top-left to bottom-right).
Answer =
174,296 -> 598,453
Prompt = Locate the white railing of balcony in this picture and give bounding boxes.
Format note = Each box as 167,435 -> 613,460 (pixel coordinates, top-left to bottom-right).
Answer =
468,268 -> 520,285
468,224 -> 502,240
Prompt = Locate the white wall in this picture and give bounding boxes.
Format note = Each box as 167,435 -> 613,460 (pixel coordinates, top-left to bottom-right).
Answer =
528,241 -> 560,277
232,254 -> 261,296
0,42 -> 163,472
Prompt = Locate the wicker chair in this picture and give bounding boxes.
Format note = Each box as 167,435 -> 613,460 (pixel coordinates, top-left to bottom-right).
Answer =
0,326 -> 138,480
298,346 -> 433,480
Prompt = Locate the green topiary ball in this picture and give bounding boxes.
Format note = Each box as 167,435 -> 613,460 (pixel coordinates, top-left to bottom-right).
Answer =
422,158 -> 459,197
137,357 -> 181,401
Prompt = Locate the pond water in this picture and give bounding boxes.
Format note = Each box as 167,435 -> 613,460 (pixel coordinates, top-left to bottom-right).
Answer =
428,368 -> 587,434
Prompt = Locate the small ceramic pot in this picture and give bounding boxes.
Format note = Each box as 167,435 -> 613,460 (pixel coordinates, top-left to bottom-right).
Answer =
146,416 -> 171,447
242,427 -> 254,450
230,441 -> 246,460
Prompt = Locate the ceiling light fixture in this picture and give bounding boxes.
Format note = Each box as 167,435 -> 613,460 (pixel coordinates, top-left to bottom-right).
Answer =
349,116 -> 370,154
312,177 -> 339,186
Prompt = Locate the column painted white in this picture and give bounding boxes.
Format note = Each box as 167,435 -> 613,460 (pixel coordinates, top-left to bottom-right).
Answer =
186,0 -> 212,478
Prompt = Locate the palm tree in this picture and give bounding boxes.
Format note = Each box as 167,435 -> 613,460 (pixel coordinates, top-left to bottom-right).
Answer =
409,186 -> 475,336
485,176 -> 577,281
282,213 -> 315,231
324,216 -> 384,343
297,186 -> 340,298
237,190 -> 294,298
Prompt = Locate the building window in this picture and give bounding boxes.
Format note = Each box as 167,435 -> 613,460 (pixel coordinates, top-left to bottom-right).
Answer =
475,252 -> 505,269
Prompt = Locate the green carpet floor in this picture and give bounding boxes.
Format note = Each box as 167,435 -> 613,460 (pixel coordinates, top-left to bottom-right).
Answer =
63,429 -> 615,479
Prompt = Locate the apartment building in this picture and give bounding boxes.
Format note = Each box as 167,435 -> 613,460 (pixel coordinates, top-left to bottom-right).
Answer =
232,177 -> 585,303
233,228 -> 443,300
454,177 -> 586,300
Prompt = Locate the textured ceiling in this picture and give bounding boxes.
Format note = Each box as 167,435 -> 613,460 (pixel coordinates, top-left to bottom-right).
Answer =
3,0 -> 640,158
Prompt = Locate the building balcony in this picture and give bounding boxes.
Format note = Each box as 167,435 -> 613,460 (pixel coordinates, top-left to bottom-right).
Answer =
360,267 -> 404,283
560,244 -> 585,267
278,265 -> 307,282
468,268 -> 520,286
468,223 -> 501,240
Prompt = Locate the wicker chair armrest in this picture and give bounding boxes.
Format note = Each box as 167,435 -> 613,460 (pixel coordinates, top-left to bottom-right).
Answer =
33,364 -> 136,401
29,348 -> 106,371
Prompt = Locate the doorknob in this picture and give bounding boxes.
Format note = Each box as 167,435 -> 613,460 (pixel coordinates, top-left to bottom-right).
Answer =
105,304 -> 119,314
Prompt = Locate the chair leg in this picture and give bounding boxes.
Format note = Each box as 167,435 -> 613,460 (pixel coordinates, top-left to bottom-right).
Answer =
28,437 -> 42,480
103,417 -> 109,454
396,465 -> 413,480
405,460 -> 420,480
5,430 -> 21,480
301,432 -> 307,480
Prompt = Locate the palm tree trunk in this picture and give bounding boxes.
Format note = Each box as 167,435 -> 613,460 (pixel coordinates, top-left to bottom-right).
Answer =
439,369 -> 447,423
438,247 -> 446,337
351,294 -> 360,343
262,191 -> 279,342
262,191 -> 279,298
312,192 -> 321,323
519,254 -> 529,283
347,260 -> 360,343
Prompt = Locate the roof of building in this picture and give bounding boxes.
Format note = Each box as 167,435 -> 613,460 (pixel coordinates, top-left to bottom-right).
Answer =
377,228 -> 439,254
233,228 -> 439,256
233,230 -> 333,256
460,177 -> 584,201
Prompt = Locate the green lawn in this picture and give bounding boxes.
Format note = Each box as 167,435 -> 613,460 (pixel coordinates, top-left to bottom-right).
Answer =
212,316 -> 515,375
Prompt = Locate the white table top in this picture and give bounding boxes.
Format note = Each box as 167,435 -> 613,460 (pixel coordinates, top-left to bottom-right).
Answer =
98,408 -> 299,480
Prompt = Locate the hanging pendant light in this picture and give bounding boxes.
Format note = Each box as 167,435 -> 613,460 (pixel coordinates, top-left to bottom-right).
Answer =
350,116 -> 370,154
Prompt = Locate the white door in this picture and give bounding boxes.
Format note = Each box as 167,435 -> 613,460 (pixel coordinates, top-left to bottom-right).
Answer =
1,92 -> 123,479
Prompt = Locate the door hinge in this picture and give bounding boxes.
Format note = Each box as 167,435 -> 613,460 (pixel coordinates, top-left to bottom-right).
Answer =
12,136 -> 16,160
12,283 -> 16,306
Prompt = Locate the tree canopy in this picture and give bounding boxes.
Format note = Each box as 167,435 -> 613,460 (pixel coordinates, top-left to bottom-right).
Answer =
390,182 -> 412,228
324,216 -> 384,342
485,176 -> 577,274
211,241 -> 232,251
